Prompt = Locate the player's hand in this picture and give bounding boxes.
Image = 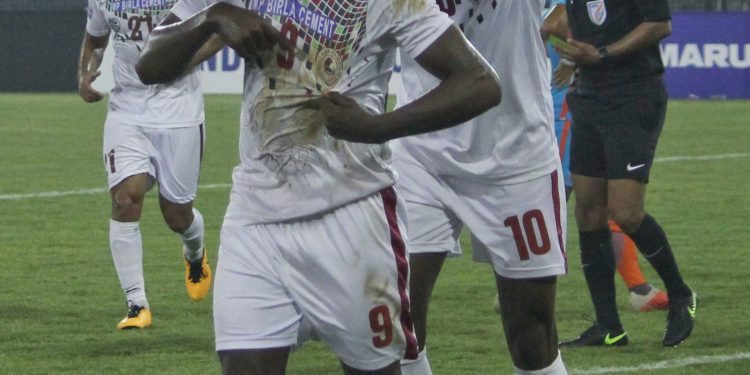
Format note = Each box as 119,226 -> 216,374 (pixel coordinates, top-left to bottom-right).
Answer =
321,92 -> 383,144
79,70 -> 104,103
555,38 -> 600,66
553,60 -> 576,89
208,3 -> 293,62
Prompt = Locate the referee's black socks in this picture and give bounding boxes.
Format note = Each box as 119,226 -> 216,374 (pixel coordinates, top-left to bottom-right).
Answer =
627,213 -> 692,301
580,228 -> 624,333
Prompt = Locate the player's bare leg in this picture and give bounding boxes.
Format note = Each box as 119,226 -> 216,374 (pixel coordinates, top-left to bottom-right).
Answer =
159,195 -> 195,234
110,173 -> 151,329
400,252 -> 444,374
159,195 -> 211,301
111,173 -> 149,222
496,274 -> 561,372
605,179 -> 646,233
341,360 -> 401,375
610,220 -> 669,312
407,252 -> 447,351
572,175 -> 608,232
218,348 -> 290,375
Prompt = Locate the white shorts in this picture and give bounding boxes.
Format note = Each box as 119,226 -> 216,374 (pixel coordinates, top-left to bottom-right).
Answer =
394,155 -> 568,279
213,188 -> 418,370
102,118 -> 204,204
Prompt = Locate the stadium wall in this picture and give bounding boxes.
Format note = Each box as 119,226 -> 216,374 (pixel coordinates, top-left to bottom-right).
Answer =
662,12 -> 750,99
1,4 -> 748,99
0,1 -> 86,92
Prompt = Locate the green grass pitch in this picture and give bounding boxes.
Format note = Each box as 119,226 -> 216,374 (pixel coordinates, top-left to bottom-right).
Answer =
0,94 -> 748,374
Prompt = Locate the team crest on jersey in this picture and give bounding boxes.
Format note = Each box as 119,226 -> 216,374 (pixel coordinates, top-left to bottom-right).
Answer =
586,0 -> 607,26
314,48 -> 343,89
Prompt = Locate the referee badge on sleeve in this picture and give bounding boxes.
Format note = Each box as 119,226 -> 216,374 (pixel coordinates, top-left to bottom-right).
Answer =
586,0 -> 607,26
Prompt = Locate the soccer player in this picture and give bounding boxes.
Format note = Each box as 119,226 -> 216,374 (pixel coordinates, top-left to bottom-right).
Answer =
541,0 -> 668,313
554,0 -> 696,347
136,1 -> 500,373
78,0 -> 212,330
393,1 -> 568,374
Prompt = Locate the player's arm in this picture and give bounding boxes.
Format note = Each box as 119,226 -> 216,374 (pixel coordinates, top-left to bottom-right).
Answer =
153,12 -> 226,70
553,59 -> 576,89
556,0 -> 671,66
556,21 -> 671,66
541,3 -> 576,88
78,31 -> 109,103
540,3 -> 569,42
321,26 -> 501,144
188,34 -> 225,69
136,2 -> 291,84
598,21 -> 671,58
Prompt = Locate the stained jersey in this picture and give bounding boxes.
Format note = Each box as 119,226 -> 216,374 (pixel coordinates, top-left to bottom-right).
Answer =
86,0 -> 204,127
170,0 -> 452,224
392,0 -> 558,185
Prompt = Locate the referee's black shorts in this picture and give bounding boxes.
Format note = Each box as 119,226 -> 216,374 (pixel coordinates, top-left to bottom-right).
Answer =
567,76 -> 668,183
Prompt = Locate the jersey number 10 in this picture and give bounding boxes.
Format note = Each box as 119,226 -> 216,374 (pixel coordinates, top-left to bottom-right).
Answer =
504,209 -> 552,261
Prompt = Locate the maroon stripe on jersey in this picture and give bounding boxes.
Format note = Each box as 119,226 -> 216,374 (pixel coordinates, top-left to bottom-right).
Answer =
379,187 -> 419,360
550,170 -> 568,272
108,149 -> 116,173
199,124 -> 205,163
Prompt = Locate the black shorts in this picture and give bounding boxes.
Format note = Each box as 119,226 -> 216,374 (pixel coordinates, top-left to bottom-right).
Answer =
567,76 -> 667,182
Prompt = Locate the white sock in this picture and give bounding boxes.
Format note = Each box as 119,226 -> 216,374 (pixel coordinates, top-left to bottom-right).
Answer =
516,351 -> 567,375
401,348 -> 432,375
181,208 -> 205,262
110,219 -> 148,309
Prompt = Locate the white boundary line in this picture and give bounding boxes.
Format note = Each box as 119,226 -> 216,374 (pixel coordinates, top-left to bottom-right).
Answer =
1,153 -> 748,201
0,183 -> 231,201
569,352 -> 750,375
655,153 -> 749,162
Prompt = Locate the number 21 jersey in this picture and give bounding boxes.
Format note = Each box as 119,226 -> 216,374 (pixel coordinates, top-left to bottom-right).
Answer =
86,0 -> 204,127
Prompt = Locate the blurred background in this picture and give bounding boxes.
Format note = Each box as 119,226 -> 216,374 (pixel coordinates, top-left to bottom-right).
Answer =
1,0 -> 749,98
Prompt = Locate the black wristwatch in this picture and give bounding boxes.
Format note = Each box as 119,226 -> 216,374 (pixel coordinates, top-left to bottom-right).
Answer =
597,46 -> 610,62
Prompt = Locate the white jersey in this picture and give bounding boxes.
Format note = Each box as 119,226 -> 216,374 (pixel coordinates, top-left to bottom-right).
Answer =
171,0 -> 452,224
392,0 -> 558,185
86,0 -> 204,127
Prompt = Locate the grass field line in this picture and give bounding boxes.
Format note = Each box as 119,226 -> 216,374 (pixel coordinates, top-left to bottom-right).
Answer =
655,152 -> 749,162
0,183 -> 231,201
1,152 -> 747,201
569,352 -> 750,374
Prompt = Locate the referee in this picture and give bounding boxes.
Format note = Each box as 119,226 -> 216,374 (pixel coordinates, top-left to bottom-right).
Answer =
553,0 -> 697,347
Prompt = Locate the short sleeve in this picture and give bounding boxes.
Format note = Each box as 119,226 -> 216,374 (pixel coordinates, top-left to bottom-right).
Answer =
635,0 -> 671,22
386,1 -> 454,60
85,0 -> 110,37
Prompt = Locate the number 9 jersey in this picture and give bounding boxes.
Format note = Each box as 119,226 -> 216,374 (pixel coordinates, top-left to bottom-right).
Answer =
170,0 -> 453,225
86,0 -> 205,128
